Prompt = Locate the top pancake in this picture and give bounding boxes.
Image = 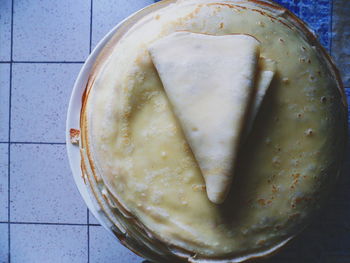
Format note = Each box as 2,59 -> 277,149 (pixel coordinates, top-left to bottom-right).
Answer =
83,0 -> 347,259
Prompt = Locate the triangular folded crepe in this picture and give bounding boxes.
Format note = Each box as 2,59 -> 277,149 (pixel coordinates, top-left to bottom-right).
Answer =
149,32 -> 260,204
247,58 -> 276,131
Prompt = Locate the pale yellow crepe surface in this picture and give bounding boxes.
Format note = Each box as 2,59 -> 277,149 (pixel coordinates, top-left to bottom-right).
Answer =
85,0 -> 346,258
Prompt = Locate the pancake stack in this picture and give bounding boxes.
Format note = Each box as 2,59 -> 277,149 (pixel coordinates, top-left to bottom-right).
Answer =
78,0 -> 347,262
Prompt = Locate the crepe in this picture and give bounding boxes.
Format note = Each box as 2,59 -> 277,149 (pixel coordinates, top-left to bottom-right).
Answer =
246,58 -> 276,131
149,32 -> 260,204
80,0 -> 347,261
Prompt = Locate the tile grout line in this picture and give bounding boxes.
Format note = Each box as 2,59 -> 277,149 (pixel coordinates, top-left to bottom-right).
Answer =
0,142 -> 66,145
2,223 -> 102,229
0,221 -> 100,226
89,0 -> 93,54
8,141 -> 66,145
87,209 -> 90,263
88,0 -> 93,262
1,61 -> 85,64
14,61 -> 85,64
8,0 -> 14,262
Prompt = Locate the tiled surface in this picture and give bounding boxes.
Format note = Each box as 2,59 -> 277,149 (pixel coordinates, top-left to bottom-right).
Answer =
10,144 -> 87,224
90,226 -> 142,263
0,224 -> 8,263
11,224 -> 87,263
11,63 -> 82,143
0,0 -> 12,61
0,0 -> 348,262
0,64 -> 10,142
89,211 -> 100,225
13,0 -> 90,61
92,0 -> 154,48
0,145 -> 8,222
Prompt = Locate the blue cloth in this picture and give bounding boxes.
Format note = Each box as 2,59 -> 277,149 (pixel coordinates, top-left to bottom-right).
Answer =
275,0 -> 332,50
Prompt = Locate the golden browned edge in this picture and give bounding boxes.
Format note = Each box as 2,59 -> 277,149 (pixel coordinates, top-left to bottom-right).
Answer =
69,128 -> 80,143
78,0 -> 348,262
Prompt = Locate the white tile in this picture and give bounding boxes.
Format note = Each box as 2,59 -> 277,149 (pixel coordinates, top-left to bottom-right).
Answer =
11,63 -> 82,143
89,211 -> 101,225
90,226 -> 143,263
0,224 -> 8,262
0,145 -> 8,222
11,224 -> 87,263
0,64 -> 10,142
13,0 -> 90,61
92,0 -> 154,49
0,0 -> 11,61
10,144 -> 87,224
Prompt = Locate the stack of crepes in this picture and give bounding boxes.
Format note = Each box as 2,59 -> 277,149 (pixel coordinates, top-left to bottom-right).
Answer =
149,31 -> 276,204
78,0 -> 347,262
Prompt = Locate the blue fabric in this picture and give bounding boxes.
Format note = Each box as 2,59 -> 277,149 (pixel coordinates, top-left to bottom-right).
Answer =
275,0 -> 332,50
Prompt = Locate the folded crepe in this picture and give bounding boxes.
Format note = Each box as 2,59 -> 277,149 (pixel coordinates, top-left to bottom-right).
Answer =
149,32 -> 264,204
247,58 -> 276,132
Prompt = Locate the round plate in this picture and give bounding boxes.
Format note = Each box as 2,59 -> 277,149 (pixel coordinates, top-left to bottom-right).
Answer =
66,1 -> 346,261
66,2 -> 181,254
66,0 -> 175,238
66,15 -> 134,234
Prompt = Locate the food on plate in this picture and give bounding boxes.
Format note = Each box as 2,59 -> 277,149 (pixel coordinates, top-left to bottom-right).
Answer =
76,0 -> 347,262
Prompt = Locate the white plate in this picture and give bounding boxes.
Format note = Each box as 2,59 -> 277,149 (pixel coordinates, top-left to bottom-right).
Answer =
65,1 -> 342,261
65,0 -> 174,248
65,18 -> 130,233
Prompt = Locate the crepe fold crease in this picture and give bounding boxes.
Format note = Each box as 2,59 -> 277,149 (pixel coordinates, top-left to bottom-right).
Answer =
148,32 -> 275,204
